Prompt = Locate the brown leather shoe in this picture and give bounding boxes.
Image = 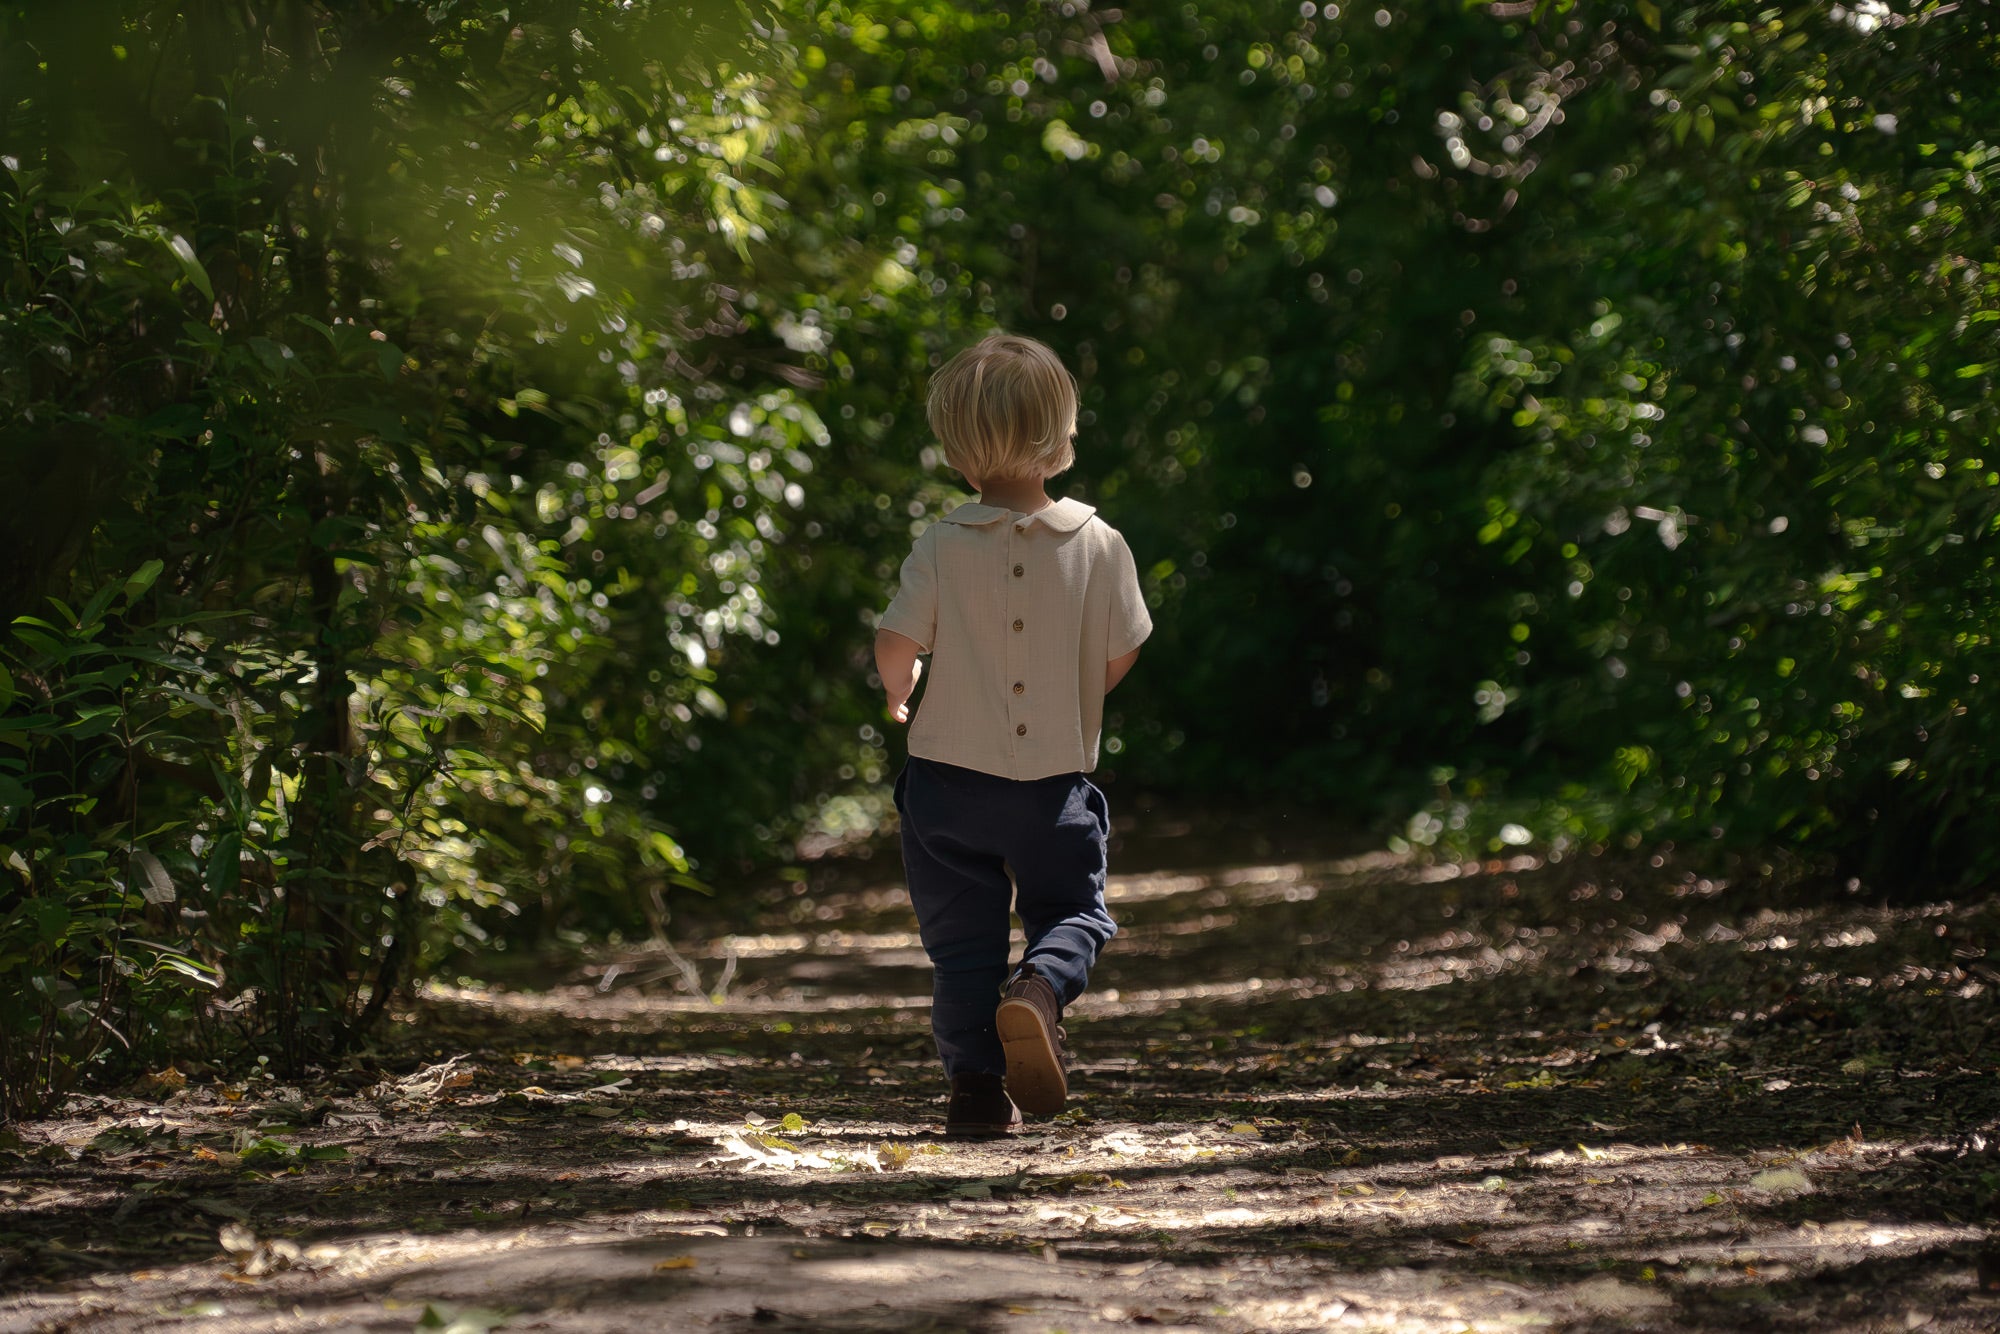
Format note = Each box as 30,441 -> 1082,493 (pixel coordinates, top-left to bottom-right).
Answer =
996,962 -> 1067,1116
944,1071 -> 1021,1138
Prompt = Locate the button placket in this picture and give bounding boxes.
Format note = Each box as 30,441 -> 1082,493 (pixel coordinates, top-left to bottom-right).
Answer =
1005,525 -> 1028,754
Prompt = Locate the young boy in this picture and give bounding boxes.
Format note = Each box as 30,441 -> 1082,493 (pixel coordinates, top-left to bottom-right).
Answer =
874,332 -> 1152,1136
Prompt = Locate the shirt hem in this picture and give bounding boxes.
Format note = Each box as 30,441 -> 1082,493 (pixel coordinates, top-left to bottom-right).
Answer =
907,739 -> 1098,782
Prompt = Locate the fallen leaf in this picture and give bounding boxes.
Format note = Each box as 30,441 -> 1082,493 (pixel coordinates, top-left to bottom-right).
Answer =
1750,1166 -> 1812,1195
417,1302 -> 512,1334
190,1197 -> 252,1221
1571,1275 -> 1670,1314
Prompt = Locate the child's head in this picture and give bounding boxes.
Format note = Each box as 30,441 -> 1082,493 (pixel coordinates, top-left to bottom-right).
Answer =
926,333 -> 1077,485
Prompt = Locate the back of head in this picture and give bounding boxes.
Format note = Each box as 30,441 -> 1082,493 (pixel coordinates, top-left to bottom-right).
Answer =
926,333 -> 1078,483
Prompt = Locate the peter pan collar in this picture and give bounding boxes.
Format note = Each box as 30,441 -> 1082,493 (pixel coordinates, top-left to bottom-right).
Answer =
940,497 -> 1097,532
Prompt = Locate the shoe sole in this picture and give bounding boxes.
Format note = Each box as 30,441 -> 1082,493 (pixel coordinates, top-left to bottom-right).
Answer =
996,997 -> 1067,1115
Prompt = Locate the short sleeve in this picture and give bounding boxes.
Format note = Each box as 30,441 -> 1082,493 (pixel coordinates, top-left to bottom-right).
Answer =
878,528 -> 938,652
1106,531 -> 1153,659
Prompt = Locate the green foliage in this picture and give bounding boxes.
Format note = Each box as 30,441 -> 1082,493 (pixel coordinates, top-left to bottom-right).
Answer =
746,0 -> 1998,886
1398,1 -> 2000,874
0,0 -> 797,1105
0,573 -> 222,1119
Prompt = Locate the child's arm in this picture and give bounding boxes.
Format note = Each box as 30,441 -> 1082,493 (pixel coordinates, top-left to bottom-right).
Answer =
1106,646 -> 1140,693
876,628 -> 926,723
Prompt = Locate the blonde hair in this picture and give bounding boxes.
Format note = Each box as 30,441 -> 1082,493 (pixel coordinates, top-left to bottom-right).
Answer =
926,333 -> 1078,482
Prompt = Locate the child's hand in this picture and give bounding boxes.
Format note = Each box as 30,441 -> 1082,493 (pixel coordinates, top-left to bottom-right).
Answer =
886,657 -> 923,722
875,628 -> 925,724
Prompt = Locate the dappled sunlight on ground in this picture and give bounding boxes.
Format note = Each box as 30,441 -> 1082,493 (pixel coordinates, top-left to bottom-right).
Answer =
3,837 -> 1997,1330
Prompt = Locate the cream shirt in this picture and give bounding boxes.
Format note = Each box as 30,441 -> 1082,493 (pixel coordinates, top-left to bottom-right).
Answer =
880,497 -> 1152,781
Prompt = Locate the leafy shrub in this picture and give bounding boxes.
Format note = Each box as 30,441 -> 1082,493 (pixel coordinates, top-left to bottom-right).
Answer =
0,566 -> 220,1119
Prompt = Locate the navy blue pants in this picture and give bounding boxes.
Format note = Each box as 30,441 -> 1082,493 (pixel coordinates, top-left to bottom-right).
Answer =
894,757 -> 1118,1077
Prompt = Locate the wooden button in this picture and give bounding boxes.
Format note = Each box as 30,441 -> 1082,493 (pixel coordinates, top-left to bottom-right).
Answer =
1013,564 -> 1024,577
1013,682 -> 1024,694
1012,618 -> 1024,631
1016,723 -> 1027,736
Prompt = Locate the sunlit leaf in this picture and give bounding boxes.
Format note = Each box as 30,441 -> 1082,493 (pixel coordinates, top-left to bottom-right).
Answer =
122,560 -> 165,603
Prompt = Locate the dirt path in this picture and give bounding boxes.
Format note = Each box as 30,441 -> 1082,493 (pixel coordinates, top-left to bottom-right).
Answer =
4,829 -> 1998,1332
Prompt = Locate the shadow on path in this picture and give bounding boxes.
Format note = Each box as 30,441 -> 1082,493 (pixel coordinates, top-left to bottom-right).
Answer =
3,828 -> 1997,1331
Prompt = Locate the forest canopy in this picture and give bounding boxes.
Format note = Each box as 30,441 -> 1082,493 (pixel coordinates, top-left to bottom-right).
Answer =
2,0 -> 1996,1115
